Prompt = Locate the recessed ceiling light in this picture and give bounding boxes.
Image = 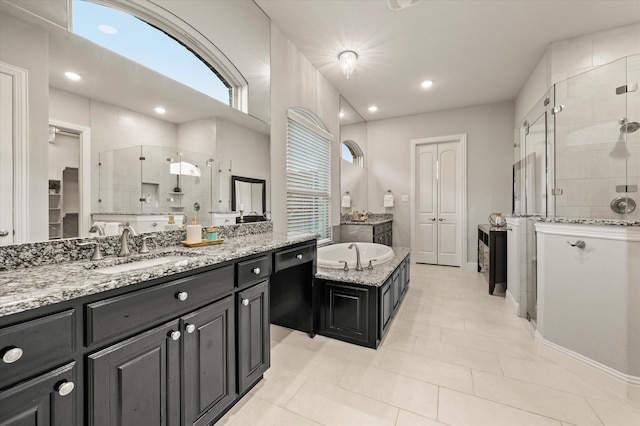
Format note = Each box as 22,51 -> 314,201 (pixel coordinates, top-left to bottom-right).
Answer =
64,71 -> 81,81
154,106 -> 166,114
368,105 -> 378,113
98,24 -> 118,35
339,111 -> 345,119
421,80 -> 434,88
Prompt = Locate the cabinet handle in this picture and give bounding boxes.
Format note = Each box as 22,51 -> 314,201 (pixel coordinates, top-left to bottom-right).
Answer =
0,229 -> 9,237
2,347 -> 23,364
152,222 -> 158,227
241,298 -> 250,306
296,254 -> 303,260
252,267 -> 261,275
56,381 -> 75,397
185,324 -> 196,334
567,240 -> 586,249
170,330 -> 181,341
176,291 -> 188,301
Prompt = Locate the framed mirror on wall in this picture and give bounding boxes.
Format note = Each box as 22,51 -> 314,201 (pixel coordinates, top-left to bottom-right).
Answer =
231,175 -> 266,222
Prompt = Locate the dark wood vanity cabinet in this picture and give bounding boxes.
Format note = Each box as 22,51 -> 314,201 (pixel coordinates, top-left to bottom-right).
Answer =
477,224 -> 507,295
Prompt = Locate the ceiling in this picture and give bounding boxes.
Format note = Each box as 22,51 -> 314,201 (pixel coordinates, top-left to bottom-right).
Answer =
255,0 -> 640,121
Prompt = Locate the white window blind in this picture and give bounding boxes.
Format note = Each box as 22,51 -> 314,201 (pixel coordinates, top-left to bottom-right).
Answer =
287,109 -> 332,244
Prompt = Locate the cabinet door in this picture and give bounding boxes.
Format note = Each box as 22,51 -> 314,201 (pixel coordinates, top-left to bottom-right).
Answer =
379,278 -> 393,337
182,297 -> 236,426
324,283 -> 370,345
391,270 -> 401,314
0,362 -> 76,426
88,320 -> 181,426
237,280 -> 270,395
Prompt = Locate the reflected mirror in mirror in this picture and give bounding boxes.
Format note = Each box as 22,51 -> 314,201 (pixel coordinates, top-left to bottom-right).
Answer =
339,96 -> 368,213
231,176 -> 266,219
0,0 -> 269,245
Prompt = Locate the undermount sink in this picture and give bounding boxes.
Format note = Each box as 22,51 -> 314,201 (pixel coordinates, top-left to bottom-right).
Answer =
95,255 -> 194,275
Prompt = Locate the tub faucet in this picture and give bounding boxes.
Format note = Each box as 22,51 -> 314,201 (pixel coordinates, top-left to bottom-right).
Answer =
118,224 -> 138,257
348,243 -> 363,271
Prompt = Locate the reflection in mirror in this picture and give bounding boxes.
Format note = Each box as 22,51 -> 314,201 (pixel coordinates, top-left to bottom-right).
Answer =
231,176 -> 266,220
0,0 -> 269,245
339,96 -> 367,213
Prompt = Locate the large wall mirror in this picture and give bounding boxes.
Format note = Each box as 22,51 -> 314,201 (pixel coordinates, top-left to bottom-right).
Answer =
0,0 -> 270,245
339,96 -> 368,214
231,176 -> 266,220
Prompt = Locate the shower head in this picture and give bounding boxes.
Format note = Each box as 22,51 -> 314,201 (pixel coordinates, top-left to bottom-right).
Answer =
618,118 -> 640,133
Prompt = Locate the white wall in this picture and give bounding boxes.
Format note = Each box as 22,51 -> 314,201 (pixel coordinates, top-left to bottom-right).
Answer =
270,24 -> 341,234
366,101 -> 515,260
0,12 -> 49,242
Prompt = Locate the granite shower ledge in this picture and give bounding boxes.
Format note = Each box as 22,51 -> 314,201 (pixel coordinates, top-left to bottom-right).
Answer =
0,232 -> 318,317
315,247 -> 410,287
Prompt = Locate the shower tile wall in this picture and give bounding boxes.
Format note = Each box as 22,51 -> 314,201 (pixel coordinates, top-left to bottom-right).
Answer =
554,56 -> 639,220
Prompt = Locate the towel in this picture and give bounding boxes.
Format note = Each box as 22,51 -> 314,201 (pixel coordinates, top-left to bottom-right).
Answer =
341,194 -> 351,208
104,222 -> 122,236
383,193 -> 394,208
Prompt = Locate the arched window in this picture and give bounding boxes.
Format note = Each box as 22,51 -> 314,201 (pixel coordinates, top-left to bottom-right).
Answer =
71,0 -> 245,108
341,140 -> 364,167
287,108 -> 332,244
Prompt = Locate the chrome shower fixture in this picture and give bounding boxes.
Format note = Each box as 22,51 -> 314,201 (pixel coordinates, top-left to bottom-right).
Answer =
619,117 -> 640,133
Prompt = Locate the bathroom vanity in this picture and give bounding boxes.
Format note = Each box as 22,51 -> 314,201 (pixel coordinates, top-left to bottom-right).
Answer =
339,215 -> 393,247
0,231 -> 316,425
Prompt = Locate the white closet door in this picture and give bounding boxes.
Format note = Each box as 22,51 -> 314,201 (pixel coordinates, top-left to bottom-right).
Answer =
415,144 -> 437,264
0,72 -> 14,245
437,142 -> 461,266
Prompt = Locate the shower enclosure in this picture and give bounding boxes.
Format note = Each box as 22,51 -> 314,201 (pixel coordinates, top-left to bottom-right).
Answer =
514,54 -> 639,325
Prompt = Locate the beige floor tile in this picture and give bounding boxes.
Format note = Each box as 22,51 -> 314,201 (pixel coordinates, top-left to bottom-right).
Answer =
463,318 -> 534,341
338,363 -> 438,419
399,307 -> 466,330
498,355 -> 621,401
438,387 -> 562,426
378,348 -> 473,393
380,330 -> 417,353
249,365 -> 308,407
441,328 -> 537,359
388,317 -> 442,341
270,341 -> 350,384
472,370 -> 603,426
317,337 -> 386,367
396,410 -> 448,426
286,378 -> 399,426
586,397 -> 640,426
222,395 -> 321,426
413,338 -> 503,374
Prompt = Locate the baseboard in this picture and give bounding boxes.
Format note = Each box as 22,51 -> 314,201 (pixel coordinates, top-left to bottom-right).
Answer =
505,290 -> 520,316
535,330 -> 640,402
465,262 -> 477,270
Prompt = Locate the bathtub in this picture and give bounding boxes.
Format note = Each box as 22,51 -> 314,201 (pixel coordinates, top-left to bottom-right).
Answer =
317,243 -> 394,269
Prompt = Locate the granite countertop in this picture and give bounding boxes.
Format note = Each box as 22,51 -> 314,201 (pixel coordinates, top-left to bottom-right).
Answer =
537,217 -> 640,226
0,232 -> 317,317
340,218 -> 392,226
315,247 -> 410,287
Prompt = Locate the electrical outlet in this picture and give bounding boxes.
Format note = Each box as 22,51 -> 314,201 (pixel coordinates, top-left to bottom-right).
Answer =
401,195 -> 409,202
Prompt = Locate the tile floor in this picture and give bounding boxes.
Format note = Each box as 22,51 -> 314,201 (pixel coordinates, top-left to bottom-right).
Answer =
218,264 -> 640,426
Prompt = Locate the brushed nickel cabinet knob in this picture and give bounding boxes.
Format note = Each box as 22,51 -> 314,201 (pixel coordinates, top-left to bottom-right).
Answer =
57,381 -> 75,396
2,347 -> 23,364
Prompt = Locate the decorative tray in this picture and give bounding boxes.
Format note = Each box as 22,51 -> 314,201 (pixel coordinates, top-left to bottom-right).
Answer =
181,239 -> 224,247
350,218 -> 368,222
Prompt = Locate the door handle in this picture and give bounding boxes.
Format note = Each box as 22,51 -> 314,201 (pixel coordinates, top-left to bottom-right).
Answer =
0,230 -> 9,237
438,218 -> 446,221
430,218 -> 436,222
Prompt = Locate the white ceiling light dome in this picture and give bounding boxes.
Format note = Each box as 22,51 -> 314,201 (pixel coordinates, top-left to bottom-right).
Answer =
338,50 -> 358,79
387,0 -> 420,10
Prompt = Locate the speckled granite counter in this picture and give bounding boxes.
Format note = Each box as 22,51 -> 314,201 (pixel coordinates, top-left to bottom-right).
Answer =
537,217 -> 640,226
0,232 -> 317,317
339,212 -> 393,226
315,247 -> 410,287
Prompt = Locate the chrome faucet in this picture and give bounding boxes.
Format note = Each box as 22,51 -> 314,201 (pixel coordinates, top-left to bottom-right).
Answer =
118,224 -> 138,257
348,243 -> 363,271
89,223 -> 105,235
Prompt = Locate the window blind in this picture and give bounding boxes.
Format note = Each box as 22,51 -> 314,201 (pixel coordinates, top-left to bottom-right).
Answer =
286,110 -> 332,244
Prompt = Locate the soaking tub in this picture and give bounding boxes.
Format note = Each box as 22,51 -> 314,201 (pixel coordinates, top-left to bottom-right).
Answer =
317,242 -> 394,269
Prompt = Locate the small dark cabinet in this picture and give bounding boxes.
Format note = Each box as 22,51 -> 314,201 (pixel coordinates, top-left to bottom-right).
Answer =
237,280 -> 270,395
379,279 -> 393,337
0,362 -> 77,426
322,283 -> 372,346
477,224 -> 507,295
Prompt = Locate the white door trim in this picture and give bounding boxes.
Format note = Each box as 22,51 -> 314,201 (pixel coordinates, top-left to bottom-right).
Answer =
0,62 -> 28,243
49,119 -> 92,238
410,134 -> 467,267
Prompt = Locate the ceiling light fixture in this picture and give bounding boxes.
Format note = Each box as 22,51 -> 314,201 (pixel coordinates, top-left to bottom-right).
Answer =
338,50 -> 358,79
387,0 -> 420,10
368,105 -> 378,113
154,106 -> 166,114
421,80 -> 434,88
64,71 -> 81,81
339,111 -> 345,119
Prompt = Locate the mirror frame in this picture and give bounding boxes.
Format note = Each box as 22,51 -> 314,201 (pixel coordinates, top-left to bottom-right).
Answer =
231,175 -> 266,215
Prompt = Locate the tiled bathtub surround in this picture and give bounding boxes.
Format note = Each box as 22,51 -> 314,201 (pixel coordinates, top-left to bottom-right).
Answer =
0,221 -> 273,270
0,229 -> 313,317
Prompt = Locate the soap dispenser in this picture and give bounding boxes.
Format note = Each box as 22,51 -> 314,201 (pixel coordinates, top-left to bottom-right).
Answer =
186,216 -> 202,244
164,214 -> 179,231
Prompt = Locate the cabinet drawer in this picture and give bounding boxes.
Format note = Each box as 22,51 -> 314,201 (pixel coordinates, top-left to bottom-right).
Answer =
86,265 -> 233,346
373,224 -> 385,235
237,255 -> 271,289
0,309 -> 75,383
273,243 -> 315,273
